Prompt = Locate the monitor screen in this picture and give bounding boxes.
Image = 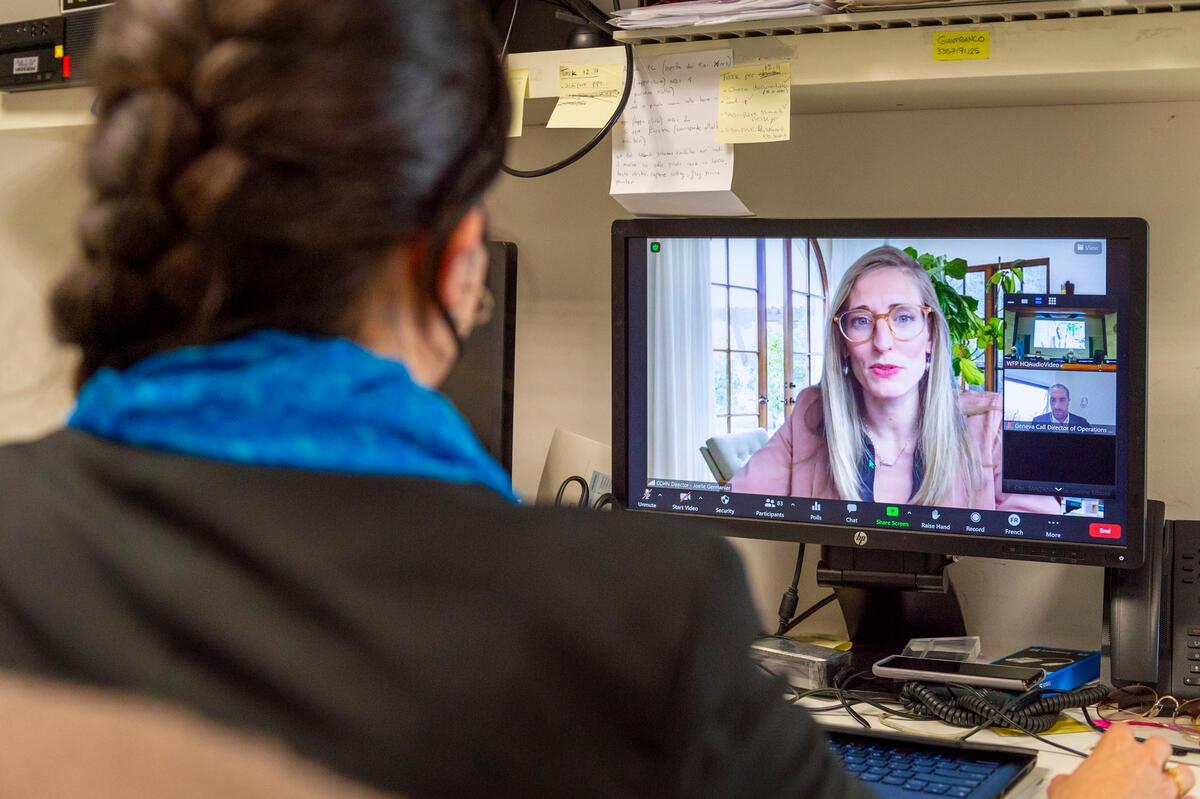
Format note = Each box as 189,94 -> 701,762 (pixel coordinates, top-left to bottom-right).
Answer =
613,219 -> 1147,569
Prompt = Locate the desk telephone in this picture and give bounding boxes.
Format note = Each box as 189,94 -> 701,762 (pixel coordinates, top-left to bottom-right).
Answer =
1104,501 -> 1200,697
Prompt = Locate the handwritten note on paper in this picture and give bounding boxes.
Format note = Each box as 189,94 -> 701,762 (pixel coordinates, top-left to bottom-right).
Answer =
933,31 -> 990,61
547,63 -> 625,129
507,68 -> 529,138
717,61 -> 791,144
610,49 -> 750,216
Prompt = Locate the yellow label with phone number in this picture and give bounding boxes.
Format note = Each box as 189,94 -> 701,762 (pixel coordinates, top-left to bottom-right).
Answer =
933,31 -> 990,61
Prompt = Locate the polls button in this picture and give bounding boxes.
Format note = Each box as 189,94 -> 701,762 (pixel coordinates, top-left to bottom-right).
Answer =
1089,523 -> 1122,539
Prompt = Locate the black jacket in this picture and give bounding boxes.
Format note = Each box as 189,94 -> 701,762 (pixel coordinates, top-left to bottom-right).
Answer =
0,430 -> 867,798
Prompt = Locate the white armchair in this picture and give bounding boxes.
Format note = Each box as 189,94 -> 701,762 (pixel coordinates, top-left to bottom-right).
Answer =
699,428 -> 768,484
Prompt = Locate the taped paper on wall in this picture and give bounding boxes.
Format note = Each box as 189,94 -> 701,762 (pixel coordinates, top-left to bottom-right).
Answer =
610,49 -> 750,216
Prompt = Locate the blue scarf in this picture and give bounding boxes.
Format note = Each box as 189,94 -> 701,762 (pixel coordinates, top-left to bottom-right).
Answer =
68,330 -> 518,502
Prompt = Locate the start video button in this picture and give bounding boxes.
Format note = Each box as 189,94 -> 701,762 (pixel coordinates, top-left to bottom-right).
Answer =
1089,523 -> 1122,539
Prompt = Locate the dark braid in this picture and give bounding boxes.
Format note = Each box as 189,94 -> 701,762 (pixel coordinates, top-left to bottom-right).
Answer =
52,0 -> 509,385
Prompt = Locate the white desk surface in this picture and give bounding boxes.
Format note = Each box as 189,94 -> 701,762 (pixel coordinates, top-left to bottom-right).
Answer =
804,700 -> 1200,798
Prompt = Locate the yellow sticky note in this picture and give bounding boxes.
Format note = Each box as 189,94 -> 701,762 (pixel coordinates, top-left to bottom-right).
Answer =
717,61 -> 791,144
933,30 -> 990,61
507,68 -> 529,138
54,45 -> 64,59
546,63 -> 624,129
994,715 -> 1092,737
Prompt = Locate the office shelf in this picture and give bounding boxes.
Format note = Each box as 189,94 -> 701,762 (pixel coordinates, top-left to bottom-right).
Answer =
0,86 -> 93,134
506,0 -> 1200,116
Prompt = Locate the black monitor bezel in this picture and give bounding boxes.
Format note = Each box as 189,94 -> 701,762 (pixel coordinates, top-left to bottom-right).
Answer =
612,218 -> 1147,569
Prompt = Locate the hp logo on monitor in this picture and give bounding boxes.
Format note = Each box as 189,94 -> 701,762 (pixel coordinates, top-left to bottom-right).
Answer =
853,531 -> 868,546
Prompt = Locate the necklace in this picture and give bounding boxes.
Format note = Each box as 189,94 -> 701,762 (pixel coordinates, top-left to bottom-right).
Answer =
864,427 -> 911,468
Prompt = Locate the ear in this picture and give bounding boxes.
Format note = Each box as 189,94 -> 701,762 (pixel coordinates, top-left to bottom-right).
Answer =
435,207 -> 488,333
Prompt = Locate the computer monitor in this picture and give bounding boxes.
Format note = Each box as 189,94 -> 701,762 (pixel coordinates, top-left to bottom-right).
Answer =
442,241 -> 517,471
613,219 -> 1147,570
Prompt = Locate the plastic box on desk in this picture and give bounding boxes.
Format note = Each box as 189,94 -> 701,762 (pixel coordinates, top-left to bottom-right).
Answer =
749,637 -> 850,689
902,636 -> 982,662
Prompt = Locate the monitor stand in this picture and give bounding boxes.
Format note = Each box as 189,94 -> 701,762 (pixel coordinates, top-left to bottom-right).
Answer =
816,546 -> 966,671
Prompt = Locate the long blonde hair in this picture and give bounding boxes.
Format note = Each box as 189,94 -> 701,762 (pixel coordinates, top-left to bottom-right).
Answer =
820,246 -> 979,504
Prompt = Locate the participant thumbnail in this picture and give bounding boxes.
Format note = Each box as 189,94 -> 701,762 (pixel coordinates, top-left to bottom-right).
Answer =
1003,370 -> 1116,435
1003,306 -> 1117,365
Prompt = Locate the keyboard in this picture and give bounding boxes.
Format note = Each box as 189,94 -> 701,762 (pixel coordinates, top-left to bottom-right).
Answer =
826,728 -> 1037,799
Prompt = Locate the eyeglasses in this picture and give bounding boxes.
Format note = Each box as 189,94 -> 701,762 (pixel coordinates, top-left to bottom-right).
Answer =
1096,685 -> 1200,739
474,286 -> 495,329
833,304 -> 932,343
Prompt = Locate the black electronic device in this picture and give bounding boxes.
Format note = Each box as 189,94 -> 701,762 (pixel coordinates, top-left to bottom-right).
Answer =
441,241 -> 518,471
0,5 -> 107,93
1103,506 -> 1200,699
613,218 -> 1148,570
872,655 -> 1045,691
826,728 -> 1037,799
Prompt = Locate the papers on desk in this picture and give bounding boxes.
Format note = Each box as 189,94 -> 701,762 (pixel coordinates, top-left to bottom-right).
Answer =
610,49 -> 750,216
611,0 -> 840,30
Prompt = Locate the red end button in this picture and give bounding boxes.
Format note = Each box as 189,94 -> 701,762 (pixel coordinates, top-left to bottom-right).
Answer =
1089,523 -> 1122,539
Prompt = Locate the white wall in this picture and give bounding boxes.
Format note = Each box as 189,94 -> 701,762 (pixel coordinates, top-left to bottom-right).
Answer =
4,99 -> 1199,660
493,100 -> 1200,657
0,130 -> 84,442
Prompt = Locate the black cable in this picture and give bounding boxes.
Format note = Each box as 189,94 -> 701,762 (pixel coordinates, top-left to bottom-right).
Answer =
502,40 -> 633,178
779,594 -> 838,636
501,0 -> 633,179
900,681 -> 1109,740
554,475 -> 590,508
951,683 -> 1095,759
591,492 -> 620,510
775,545 -> 804,635
498,0 -> 522,62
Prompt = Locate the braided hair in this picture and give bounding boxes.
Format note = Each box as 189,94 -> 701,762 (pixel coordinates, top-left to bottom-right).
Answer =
52,0 -> 509,385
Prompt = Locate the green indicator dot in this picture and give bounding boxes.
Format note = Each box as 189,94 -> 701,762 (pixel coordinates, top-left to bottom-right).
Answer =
650,242 -> 661,253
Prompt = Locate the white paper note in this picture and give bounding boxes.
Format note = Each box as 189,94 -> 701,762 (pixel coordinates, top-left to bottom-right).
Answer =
610,49 -> 750,217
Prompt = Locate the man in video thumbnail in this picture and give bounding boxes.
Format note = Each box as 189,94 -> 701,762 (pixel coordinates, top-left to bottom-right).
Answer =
1032,384 -> 1090,426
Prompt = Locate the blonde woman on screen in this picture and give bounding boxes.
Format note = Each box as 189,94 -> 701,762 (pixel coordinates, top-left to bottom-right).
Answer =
732,246 -> 1059,512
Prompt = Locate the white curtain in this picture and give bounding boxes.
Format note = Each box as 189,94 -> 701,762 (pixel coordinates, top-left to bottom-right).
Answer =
647,239 -> 715,483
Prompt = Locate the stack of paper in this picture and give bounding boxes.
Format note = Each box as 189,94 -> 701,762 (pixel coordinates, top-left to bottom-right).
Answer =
611,0 -> 841,29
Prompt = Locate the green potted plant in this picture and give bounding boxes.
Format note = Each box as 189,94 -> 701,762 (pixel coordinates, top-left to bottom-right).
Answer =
904,247 -> 1022,388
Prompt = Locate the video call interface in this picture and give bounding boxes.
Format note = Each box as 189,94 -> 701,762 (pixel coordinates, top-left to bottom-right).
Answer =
630,236 -> 1128,547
